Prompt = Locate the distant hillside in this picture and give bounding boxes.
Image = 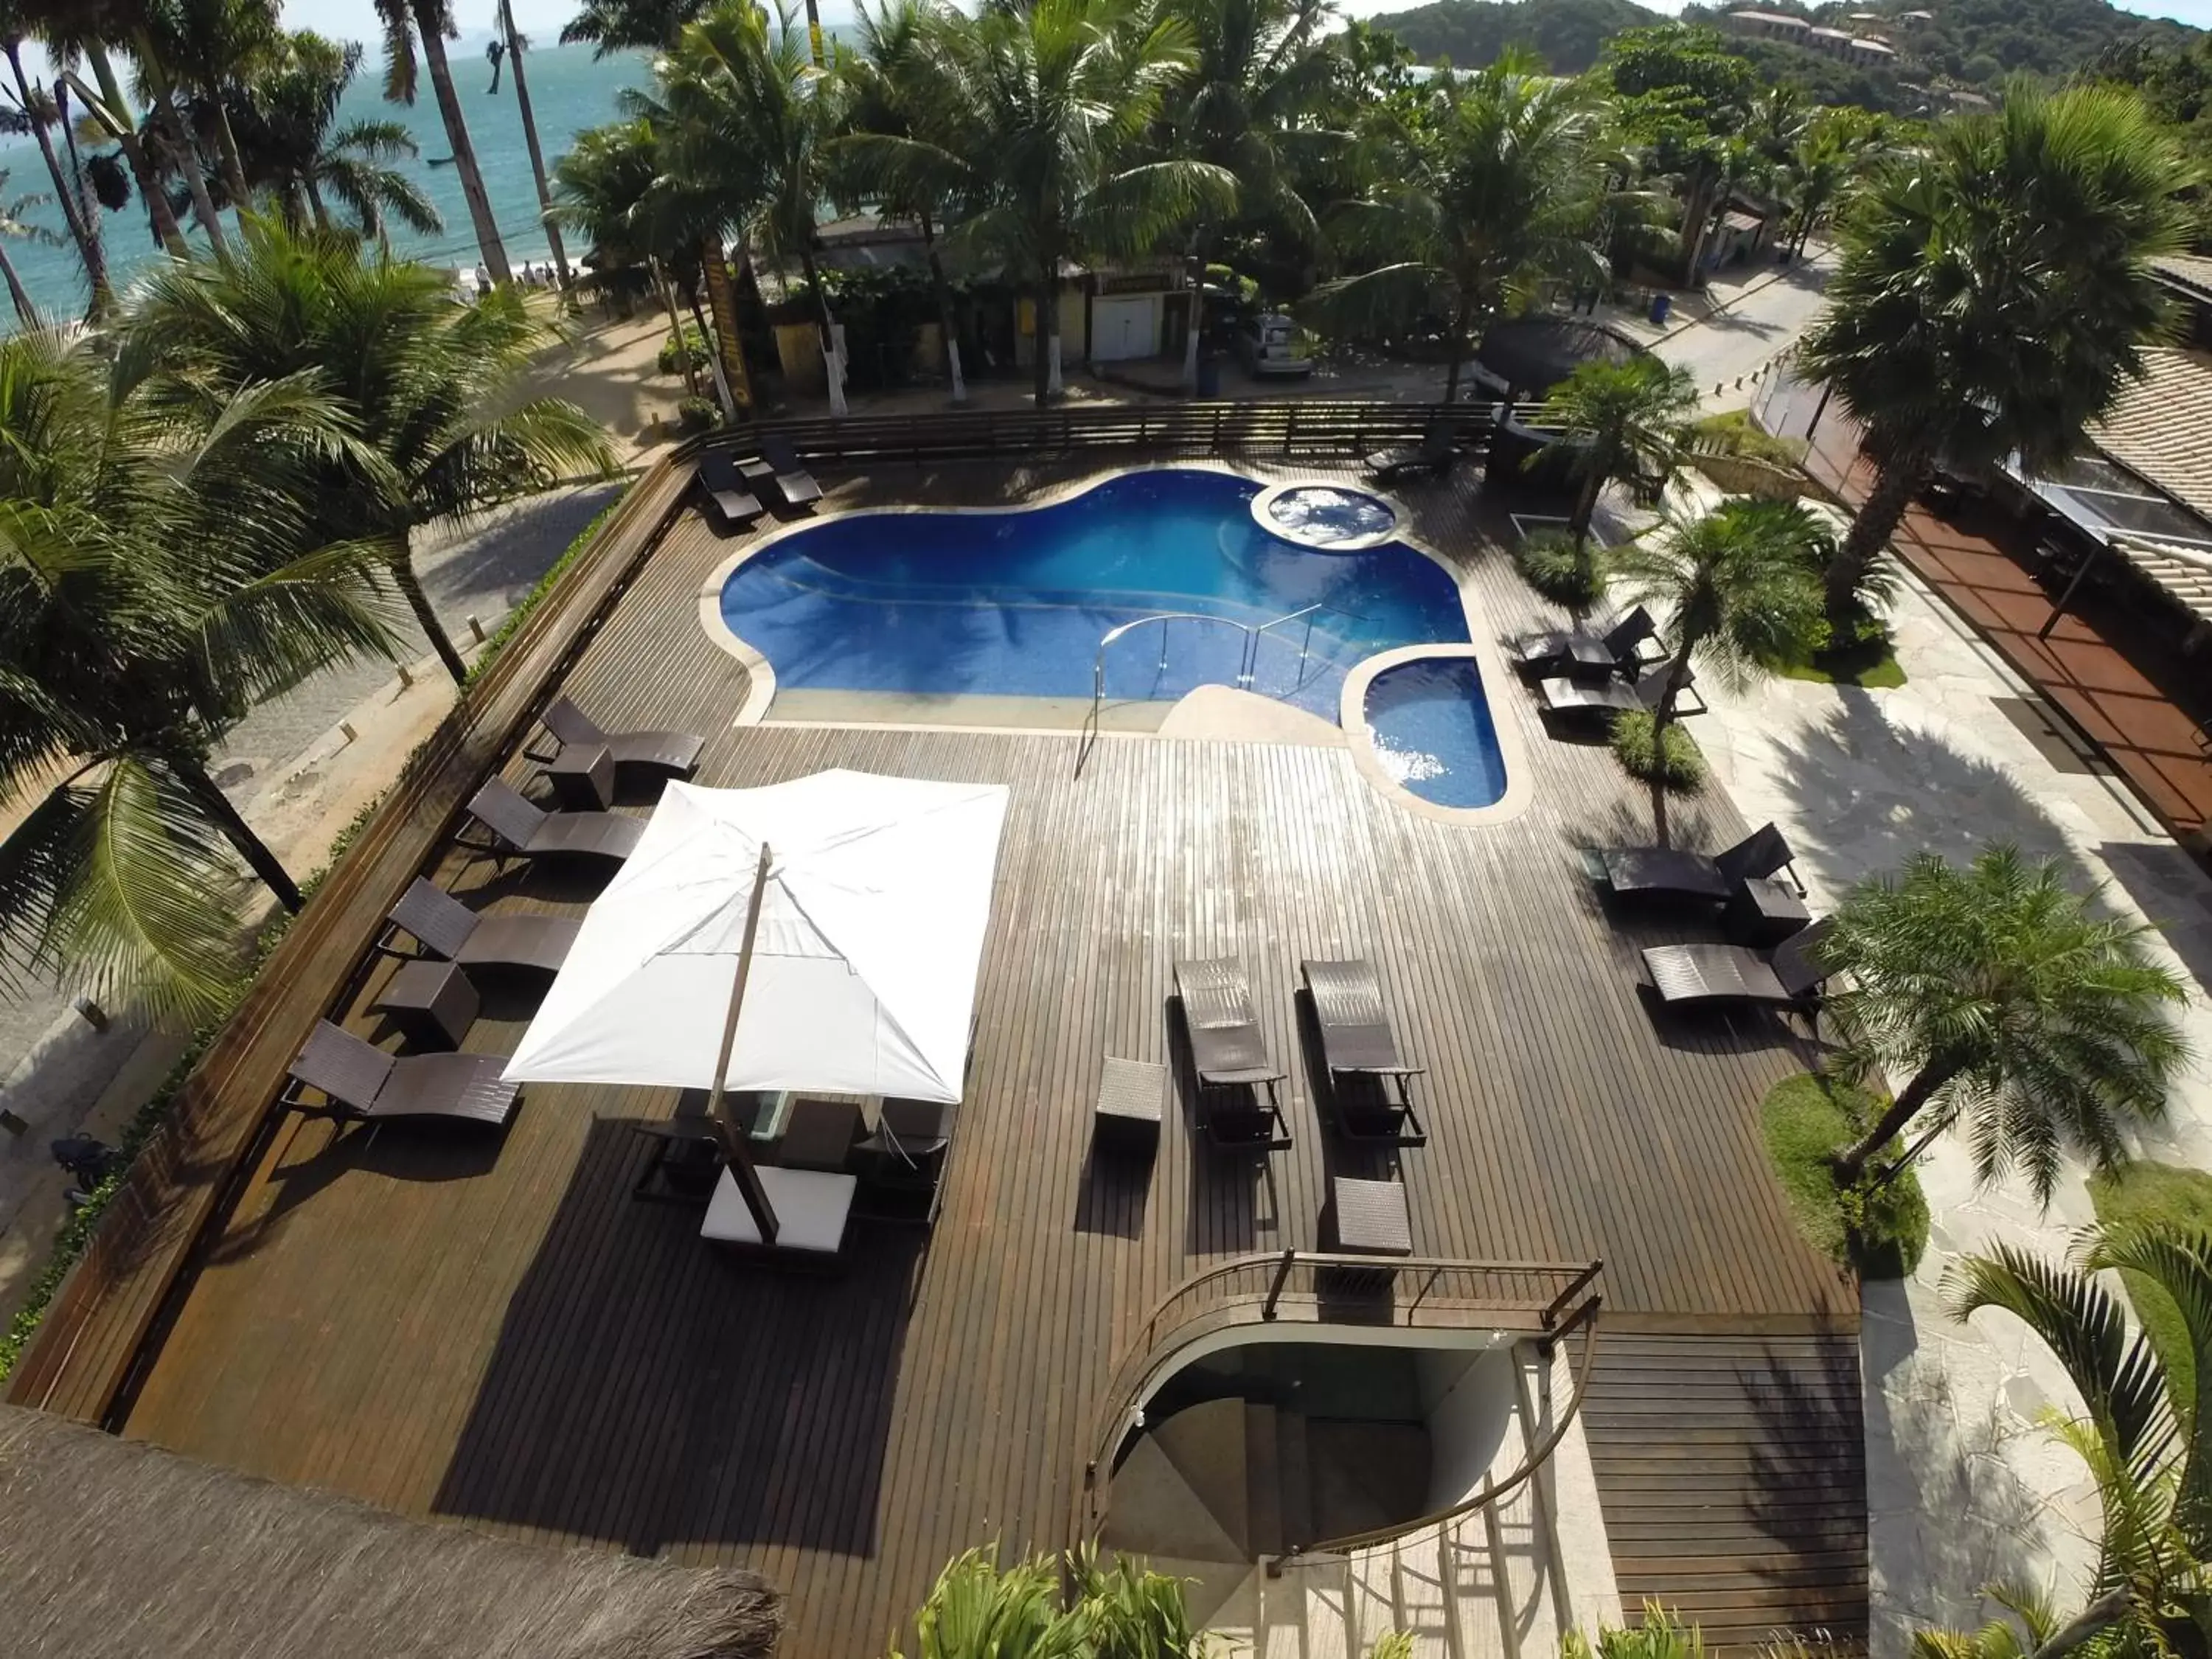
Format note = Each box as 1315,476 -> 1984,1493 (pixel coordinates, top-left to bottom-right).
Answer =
1365,0 -> 2201,90
1364,0 -> 1663,74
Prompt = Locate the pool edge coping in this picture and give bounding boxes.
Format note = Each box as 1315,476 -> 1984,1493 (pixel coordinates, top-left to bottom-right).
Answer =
1341,644 -> 1533,827
698,462 -> 1528,825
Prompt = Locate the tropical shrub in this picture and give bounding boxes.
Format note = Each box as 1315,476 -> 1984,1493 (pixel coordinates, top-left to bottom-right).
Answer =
1610,709 -> 1705,792
1515,528 -> 1609,612
659,324 -> 711,376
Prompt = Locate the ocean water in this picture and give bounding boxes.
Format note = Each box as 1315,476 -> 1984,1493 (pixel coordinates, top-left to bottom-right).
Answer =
0,38 -> 655,320
717,467 -> 1475,721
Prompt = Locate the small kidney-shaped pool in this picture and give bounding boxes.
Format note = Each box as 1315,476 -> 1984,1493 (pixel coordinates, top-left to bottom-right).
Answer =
1360,656 -> 1509,810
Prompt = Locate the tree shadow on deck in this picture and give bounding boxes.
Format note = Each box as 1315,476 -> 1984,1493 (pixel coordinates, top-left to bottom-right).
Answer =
1738,1337 -> 1874,1642
431,1116 -> 917,1559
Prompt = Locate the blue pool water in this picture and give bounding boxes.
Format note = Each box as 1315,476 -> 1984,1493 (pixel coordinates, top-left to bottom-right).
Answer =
1363,658 -> 1509,809
718,469 -> 1469,720
1262,484 -> 1399,545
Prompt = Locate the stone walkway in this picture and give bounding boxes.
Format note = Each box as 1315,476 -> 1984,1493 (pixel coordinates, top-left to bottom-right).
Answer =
1691,556 -> 2212,1649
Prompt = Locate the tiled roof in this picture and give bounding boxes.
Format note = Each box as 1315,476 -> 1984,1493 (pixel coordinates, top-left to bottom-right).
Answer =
2092,347 -> 2212,526
2154,253 -> 2212,299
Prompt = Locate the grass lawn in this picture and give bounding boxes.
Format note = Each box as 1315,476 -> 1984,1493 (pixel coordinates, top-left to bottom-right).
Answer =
2087,1159 -> 2212,1408
1761,1073 -> 1930,1279
1775,635 -> 1908,690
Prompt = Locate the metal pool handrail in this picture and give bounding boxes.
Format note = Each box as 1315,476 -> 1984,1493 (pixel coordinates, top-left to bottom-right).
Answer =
1077,612 -> 1260,779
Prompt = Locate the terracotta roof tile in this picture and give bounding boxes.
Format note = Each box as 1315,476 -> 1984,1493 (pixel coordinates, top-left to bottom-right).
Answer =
2091,348 -> 2212,526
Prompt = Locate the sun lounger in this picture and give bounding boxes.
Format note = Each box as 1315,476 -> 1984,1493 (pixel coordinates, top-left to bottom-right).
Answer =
1363,421 -> 1459,482
1174,958 -> 1293,1151
1515,605 -> 1661,681
282,1021 -> 521,1126
742,435 -> 823,507
1641,919 -> 1834,1015
1598,821 -> 1798,904
1301,959 -> 1427,1147
376,877 -> 581,975
535,695 -> 704,779
459,777 -> 644,868
1537,669 -> 1704,722
702,1164 -> 855,1265
695,451 -> 765,529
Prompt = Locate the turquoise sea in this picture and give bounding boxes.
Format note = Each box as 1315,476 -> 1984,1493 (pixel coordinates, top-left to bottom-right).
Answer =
0,38 -> 658,320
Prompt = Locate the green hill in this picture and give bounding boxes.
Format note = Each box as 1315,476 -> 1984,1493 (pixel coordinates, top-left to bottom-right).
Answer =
1364,0 -> 2202,91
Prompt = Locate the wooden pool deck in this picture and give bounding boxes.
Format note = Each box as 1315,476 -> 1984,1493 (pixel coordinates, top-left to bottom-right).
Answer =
32,456 -> 1859,1656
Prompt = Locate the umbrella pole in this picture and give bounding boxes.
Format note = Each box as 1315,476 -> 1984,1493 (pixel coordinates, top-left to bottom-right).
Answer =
706,841 -> 779,1245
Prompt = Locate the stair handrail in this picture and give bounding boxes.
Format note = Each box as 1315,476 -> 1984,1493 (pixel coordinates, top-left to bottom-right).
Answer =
1075,1249 -> 1604,1548
1270,1290 -> 1602,1568
1077,611 -> 1259,779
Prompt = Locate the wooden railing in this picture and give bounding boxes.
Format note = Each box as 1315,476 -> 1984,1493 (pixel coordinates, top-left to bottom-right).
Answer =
1074,1249 -> 1603,1552
704,399 -> 1510,470
3,456 -> 697,1427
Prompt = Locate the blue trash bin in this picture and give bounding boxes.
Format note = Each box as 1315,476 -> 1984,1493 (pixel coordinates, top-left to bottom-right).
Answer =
1648,292 -> 1672,327
1196,355 -> 1222,397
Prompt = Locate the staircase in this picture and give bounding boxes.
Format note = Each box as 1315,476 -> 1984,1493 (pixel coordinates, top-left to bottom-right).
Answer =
1100,1344 -> 1590,1659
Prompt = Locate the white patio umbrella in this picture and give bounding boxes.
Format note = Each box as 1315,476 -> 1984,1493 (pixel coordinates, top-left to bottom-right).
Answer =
503,771 -> 1009,1101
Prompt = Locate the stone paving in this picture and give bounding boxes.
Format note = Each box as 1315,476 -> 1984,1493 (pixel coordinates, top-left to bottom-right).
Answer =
1689,556 -> 2212,1649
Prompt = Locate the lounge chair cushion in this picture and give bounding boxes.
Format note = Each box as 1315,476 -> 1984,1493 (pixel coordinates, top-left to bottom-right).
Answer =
1602,846 -> 1731,901
459,913 -> 583,974
1643,943 -> 1792,1005
1302,959 -> 1405,1074
702,1165 -> 855,1253
373,1053 -> 522,1124
529,810 -> 647,861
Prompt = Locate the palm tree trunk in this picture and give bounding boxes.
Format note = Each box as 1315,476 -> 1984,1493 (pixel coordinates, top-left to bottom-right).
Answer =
0,237 -> 37,327
1834,1058 -> 1961,1184
134,35 -> 228,255
210,96 -> 254,235
1032,271 -> 1055,407
7,44 -> 107,315
919,211 -> 964,403
801,0 -> 826,65
80,46 -> 189,257
415,1 -> 512,285
1182,227 -> 1208,392
700,237 -> 754,418
1442,293 -> 1474,403
653,262 -> 696,394
1646,650 -> 1693,846
304,176 -> 330,229
389,540 -> 470,686
1829,453 -> 1921,625
800,246 -> 846,416
1569,471 -> 1601,551
498,0 -> 569,291
164,748 -> 303,912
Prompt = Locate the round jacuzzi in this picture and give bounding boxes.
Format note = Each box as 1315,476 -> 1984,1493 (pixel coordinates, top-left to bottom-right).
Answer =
1251,481 -> 1400,551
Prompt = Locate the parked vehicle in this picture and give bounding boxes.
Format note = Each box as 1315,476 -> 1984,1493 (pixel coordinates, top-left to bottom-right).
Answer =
1236,313 -> 1313,377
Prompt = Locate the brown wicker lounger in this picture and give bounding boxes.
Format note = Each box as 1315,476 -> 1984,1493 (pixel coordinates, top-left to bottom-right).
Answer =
1363,421 -> 1458,482
696,451 -> 765,529
537,696 -> 705,779
282,1021 -> 521,1126
1641,919 -> 1834,1015
1515,605 -> 1660,681
1173,958 -> 1293,1152
1599,822 -> 1797,904
1301,959 -> 1427,1147
742,436 -> 823,507
377,877 -> 581,975
460,777 -> 644,868
1537,668 -> 1704,721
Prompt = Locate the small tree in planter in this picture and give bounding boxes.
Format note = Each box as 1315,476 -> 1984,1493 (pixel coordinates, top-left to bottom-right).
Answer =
1536,355 -> 1700,554
1612,498 -> 1826,844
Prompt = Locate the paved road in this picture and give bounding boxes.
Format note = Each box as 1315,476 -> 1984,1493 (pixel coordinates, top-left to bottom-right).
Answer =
1650,253 -> 1834,408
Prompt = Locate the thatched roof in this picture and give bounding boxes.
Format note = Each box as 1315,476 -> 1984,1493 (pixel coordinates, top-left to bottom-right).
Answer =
0,1405 -> 783,1659
1475,316 -> 1646,399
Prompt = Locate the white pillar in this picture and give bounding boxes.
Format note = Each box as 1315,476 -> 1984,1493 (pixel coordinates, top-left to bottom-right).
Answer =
947,338 -> 967,404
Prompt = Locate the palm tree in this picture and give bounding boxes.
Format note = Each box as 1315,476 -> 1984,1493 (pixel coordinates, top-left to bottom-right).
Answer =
1537,356 -> 1699,552
1935,1225 -> 2212,1658
0,1 -> 108,312
1305,52 -> 1610,403
375,0 -> 513,285
1780,105 -> 1885,260
0,169 -> 60,325
152,0 -> 282,235
552,117 -> 715,391
128,221 -> 616,686
924,0 -> 1229,406
240,32 -> 441,243
1158,0 -> 1338,389
1610,499 -> 1825,845
89,0 -> 233,252
1798,84 -> 2191,625
832,0 -> 982,402
1823,845 -> 2188,1197
494,0 -> 570,291
0,330 -> 397,1021
639,0 -> 851,414
560,0 -> 705,57
32,7 -> 192,256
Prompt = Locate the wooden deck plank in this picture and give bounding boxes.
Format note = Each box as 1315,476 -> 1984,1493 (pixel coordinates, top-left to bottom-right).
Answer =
82,454 -> 1856,1659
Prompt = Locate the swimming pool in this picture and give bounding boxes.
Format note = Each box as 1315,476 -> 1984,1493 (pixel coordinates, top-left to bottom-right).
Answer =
1361,657 -> 1510,809
714,467 -> 1470,723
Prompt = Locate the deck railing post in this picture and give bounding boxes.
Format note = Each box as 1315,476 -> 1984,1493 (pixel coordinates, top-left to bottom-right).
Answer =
1405,1264 -> 1444,1323
1262,1248 -> 1298,1320
1542,1258 -> 1604,1328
